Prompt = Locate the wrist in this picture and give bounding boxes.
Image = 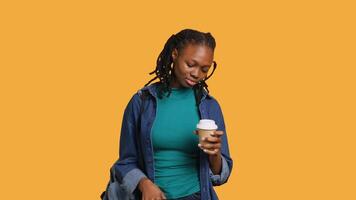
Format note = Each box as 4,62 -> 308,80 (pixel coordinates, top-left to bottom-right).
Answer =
209,152 -> 221,160
138,177 -> 150,192
208,153 -> 222,175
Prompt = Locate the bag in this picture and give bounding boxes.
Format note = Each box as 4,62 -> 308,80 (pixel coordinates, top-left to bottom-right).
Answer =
100,89 -> 149,200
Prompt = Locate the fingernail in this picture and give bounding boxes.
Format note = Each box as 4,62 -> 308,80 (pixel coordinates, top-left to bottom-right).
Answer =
198,143 -> 201,147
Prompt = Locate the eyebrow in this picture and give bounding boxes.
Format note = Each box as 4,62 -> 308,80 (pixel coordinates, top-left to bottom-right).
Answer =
190,59 -> 211,68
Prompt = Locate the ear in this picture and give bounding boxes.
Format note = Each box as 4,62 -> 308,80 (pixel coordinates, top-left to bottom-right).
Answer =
171,48 -> 178,61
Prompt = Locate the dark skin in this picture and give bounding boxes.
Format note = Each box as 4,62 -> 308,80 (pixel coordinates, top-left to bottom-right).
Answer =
138,43 -> 224,200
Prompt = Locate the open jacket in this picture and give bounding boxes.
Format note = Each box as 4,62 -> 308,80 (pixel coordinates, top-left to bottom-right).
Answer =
114,82 -> 233,200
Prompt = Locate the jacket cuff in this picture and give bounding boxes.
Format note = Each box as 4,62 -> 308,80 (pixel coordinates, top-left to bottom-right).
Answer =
209,155 -> 230,185
122,168 -> 147,193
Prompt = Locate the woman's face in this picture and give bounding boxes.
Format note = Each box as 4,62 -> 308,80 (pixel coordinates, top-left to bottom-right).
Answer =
170,44 -> 214,88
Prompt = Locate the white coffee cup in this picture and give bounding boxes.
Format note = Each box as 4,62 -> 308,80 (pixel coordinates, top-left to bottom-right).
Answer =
196,119 -> 218,145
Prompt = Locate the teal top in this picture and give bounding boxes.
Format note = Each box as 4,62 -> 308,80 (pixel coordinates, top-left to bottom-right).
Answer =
151,87 -> 201,199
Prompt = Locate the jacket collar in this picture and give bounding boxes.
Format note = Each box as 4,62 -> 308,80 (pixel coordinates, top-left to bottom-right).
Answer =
142,82 -> 212,101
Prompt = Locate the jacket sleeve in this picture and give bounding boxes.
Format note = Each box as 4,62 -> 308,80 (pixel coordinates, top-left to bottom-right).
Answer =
208,98 -> 234,186
209,155 -> 230,186
114,93 -> 147,193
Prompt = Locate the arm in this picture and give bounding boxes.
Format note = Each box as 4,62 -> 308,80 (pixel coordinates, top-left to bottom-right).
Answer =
209,153 -> 222,175
208,98 -> 233,186
114,92 -> 167,200
114,93 -> 147,193
199,130 -> 232,186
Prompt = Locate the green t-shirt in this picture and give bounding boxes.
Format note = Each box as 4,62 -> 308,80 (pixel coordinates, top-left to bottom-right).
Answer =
151,87 -> 201,199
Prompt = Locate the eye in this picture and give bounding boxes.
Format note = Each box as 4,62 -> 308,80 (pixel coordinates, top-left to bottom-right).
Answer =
187,62 -> 194,67
202,67 -> 209,73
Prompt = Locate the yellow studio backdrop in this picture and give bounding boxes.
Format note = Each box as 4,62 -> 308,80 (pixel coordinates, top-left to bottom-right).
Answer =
0,0 -> 355,199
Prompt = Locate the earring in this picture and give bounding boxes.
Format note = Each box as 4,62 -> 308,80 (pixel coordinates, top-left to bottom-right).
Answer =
169,62 -> 173,75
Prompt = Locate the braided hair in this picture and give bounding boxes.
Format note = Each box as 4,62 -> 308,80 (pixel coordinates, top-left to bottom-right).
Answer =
144,29 -> 217,105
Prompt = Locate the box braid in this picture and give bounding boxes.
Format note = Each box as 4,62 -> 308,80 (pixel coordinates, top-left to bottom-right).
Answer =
144,29 -> 217,105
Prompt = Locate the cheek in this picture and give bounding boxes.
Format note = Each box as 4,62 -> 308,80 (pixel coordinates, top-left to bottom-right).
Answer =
173,66 -> 180,76
173,65 -> 187,79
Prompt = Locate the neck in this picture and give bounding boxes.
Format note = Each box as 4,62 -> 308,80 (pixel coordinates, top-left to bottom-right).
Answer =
169,76 -> 182,89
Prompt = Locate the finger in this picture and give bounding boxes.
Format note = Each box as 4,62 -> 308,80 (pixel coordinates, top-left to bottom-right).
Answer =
202,136 -> 221,143
212,130 -> 224,137
199,142 -> 221,150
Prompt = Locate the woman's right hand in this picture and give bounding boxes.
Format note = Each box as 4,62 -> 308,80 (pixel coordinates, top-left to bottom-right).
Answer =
138,177 -> 166,200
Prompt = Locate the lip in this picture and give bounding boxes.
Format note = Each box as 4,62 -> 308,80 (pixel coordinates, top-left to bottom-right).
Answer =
185,78 -> 197,86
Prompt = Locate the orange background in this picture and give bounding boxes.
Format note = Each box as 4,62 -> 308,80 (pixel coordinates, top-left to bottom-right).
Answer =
1,0 -> 355,199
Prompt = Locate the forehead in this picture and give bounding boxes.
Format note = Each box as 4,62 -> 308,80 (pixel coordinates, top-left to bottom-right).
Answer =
179,44 -> 214,65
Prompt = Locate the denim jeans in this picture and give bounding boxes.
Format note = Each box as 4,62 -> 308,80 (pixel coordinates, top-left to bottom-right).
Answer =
171,191 -> 201,200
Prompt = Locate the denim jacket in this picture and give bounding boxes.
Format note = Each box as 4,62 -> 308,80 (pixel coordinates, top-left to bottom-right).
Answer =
114,82 -> 233,200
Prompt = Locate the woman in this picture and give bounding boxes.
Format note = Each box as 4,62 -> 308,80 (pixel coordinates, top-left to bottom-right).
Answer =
115,29 -> 233,200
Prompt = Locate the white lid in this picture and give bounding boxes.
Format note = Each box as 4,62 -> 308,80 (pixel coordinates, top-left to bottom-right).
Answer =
196,119 -> 218,130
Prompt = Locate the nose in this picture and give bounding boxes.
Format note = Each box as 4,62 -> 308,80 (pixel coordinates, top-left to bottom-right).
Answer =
190,68 -> 199,80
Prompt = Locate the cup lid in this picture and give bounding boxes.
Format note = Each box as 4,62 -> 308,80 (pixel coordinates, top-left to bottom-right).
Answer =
196,119 -> 218,130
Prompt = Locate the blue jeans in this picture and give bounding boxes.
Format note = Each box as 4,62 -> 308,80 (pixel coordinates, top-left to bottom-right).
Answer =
171,191 -> 201,200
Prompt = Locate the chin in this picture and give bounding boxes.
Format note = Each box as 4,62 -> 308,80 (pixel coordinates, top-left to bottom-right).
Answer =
183,82 -> 193,88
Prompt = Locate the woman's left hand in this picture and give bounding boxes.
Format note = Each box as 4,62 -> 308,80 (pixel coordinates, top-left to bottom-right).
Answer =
194,130 -> 224,156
